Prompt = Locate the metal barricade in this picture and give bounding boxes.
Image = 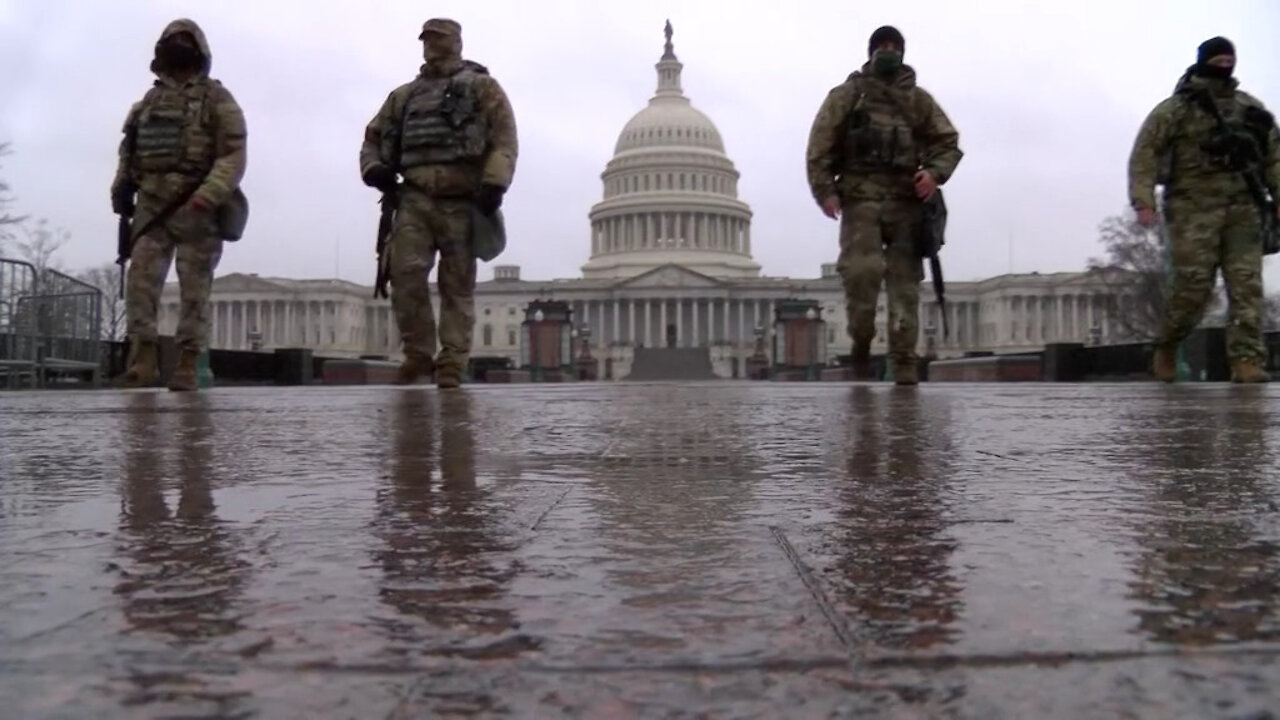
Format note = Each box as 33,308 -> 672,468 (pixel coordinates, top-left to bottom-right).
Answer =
0,257 -> 39,389
28,268 -> 104,387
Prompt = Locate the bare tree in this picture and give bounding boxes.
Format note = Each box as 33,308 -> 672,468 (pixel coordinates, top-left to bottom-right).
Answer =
1085,210 -> 1223,342
77,263 -> 127,341
15,218 -> 69,276
0,142 -> 28,254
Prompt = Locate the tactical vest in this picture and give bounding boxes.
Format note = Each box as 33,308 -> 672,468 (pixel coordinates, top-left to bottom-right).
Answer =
397,69 -> 487,169
1162,87 -> 1274,188
131,82 -> 217,177
841,77 -> 921,174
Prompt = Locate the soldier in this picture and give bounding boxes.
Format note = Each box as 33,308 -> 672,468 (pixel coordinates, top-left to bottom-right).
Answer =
111,18 -> 248,392
805,25 -> 963,385
359,18 -> 518,389
1129,36 -> 1280,383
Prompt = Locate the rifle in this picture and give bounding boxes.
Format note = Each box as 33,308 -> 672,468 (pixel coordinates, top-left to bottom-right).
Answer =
1187,87 -> 1280,255
920,187 -> 950,340
373,182 -> 398,299
372,79 -> 427,299
113,186 -> 202,299
116,212 -> 131,299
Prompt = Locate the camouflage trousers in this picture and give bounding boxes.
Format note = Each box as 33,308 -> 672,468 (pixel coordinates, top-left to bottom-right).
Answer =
387,188 -> 477,372
1156,198 -> 1265,363
836,199 -> 925,362
125,203 -> 223,354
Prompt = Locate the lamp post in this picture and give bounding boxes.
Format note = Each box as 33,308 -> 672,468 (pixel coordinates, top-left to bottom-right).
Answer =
805,307 -> 818,380
532,308 -> 544,382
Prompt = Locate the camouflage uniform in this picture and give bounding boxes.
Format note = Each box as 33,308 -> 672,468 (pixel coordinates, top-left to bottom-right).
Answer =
1129,37 -> 1280,383
805,26 -> 962,384
111,19 -> 248,391
359,18 -> 518,388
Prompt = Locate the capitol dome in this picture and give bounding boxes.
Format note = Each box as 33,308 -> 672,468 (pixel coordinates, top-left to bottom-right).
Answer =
581,21 -> 760,280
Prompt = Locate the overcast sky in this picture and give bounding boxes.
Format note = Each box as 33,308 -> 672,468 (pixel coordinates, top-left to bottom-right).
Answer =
2,0 -> 1278,288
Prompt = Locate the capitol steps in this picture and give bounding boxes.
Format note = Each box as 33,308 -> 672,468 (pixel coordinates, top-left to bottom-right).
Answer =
625,347 -> 718,381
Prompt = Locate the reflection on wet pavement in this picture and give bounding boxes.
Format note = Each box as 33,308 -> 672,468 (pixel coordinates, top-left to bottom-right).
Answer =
2,382 -> 1279,716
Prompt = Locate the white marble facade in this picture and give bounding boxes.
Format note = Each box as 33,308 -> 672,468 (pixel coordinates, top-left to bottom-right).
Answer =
159,23 -> 1130,374
159,265 -> 1128,365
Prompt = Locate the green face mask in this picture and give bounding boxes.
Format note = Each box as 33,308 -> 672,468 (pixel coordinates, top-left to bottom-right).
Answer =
872,49 -> 902,75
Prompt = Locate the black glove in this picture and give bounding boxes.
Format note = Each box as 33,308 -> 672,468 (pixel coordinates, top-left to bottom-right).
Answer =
362,164 -> 398,192
112,183 -> 135,216
476,183 -> 505,216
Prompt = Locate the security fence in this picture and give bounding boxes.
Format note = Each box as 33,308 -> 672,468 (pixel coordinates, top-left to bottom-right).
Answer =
0,259 -> 104,388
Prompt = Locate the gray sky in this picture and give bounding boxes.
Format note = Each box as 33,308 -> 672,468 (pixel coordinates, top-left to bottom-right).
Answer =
2,0 -> 1278,287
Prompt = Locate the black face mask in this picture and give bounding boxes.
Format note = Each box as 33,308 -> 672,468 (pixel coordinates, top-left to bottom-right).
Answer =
1195,62 -> 1234,80
158,42 -> 202,72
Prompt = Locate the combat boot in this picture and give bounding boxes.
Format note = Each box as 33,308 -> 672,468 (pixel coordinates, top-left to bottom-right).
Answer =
1151,345 -> 1177,383
396,354 -> 434,385
116,338 -> 158,388
893,359 -> 919,386
435,364 -> 462,390
851,341 -> 872,380
1230,359 -> 1271,384
167,349 -> 199,392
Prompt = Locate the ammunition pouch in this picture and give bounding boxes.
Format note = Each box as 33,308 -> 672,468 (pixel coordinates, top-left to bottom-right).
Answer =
1200,130 -> 1261,171
1264,223 -> 1280,256
470,206 -> 506,262
215,187 -> 249,241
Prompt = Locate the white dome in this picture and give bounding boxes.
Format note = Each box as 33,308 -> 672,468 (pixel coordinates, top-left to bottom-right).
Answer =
614,102 -> 726,155
582,21 -> 760,281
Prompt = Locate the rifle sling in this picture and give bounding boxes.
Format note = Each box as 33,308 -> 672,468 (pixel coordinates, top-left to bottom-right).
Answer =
1186,89 -> 1273,209
126,187 -> 201,247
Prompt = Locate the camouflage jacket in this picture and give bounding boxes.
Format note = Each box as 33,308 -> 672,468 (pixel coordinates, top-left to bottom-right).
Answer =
1128,72 -> 1280,210
111,19 -> 247,214
360,57 -> 518,198
805,62 -> 963,204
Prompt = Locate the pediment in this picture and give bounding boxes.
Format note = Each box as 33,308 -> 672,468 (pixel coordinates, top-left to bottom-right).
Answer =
615,264 -> 723,289
212,273 -> 292,294
1063,268 -> 1130,288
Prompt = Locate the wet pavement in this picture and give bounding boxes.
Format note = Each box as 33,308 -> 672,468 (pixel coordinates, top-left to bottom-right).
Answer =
2,381 -> 1279,718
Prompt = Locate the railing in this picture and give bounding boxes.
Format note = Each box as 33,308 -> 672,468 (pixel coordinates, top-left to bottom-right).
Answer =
0,258 -> 39,388
0,260 -> 104,388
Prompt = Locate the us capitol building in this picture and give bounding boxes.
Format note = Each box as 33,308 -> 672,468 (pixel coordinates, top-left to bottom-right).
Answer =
160,23 -> 1124,378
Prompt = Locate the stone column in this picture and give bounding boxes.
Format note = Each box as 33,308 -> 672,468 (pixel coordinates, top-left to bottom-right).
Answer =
613,299 -> 620,344
692,298 -> 700,347
676,300 -> 683,346
660,300 -> 667,346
